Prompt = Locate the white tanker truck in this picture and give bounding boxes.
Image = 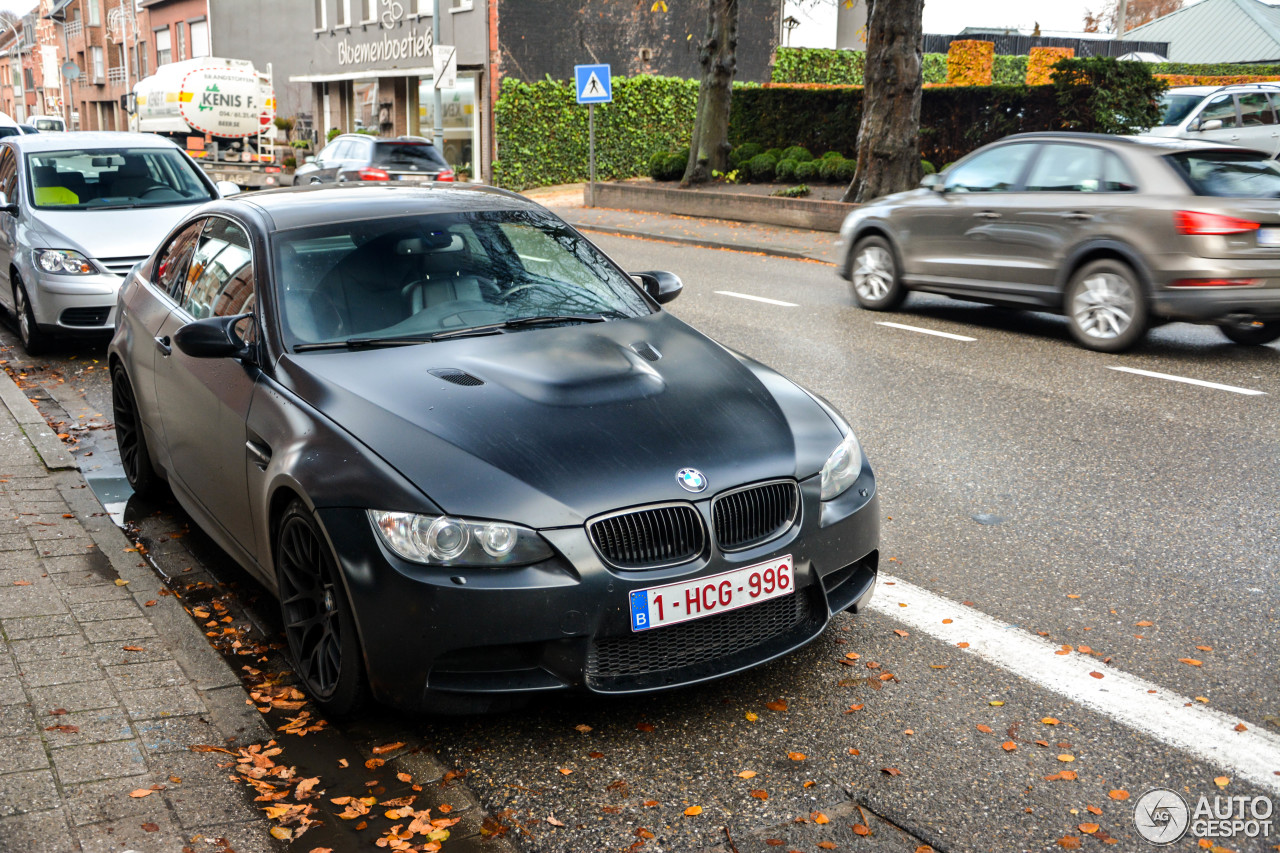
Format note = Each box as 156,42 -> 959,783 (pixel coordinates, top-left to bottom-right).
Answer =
125,57 -> 286,190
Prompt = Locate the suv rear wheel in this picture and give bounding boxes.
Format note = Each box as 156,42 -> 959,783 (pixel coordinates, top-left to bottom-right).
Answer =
1218,319 -> 1280,346
1066,259 -> 1148,352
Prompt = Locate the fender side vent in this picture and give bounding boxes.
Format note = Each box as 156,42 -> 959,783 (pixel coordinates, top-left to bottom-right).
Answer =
631,342 -> 662,362
428,368 -> 484,387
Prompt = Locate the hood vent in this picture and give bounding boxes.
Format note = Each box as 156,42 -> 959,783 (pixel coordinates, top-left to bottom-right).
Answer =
428,368 -> 484,387
631,342 -> 662,362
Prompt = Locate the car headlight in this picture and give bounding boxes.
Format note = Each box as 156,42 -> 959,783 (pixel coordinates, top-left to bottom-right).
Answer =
819,432 -> 863,501
34,249 -> 95,275
367,510 -> 553,567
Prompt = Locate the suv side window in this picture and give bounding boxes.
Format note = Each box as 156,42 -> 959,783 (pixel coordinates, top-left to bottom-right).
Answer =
180,218 -> 254,320
1025,144 -> 1104,192
944,144 -> 1035,193
154,219 -> 206,301
1237,92 -> 1275,126
1199,94 -> 1238,128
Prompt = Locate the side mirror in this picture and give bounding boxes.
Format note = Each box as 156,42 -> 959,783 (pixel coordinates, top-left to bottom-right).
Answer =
215,180 -> 241,198
920,173 -> 942,191
633,270 -> 683,304
0,190 -> 16,215
174,314 -> 254,360
1198,119 -> 1224,132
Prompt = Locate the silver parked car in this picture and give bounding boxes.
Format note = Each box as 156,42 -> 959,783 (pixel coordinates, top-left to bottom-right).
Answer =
0,132 -> 236,354
839,133 -> 1280,352
1145,83 -> 1280,157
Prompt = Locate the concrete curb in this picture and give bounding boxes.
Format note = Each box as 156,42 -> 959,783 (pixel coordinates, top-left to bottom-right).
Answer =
569,222 -> 836,265
0,367 -> 271,747
0,371 -> 77,470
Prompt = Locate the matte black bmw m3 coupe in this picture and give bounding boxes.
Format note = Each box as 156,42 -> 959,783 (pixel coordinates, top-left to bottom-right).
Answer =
109,184 -> 880,714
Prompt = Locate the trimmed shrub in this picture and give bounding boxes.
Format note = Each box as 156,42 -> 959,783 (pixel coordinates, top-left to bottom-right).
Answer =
664,150 -> 690,181
820,150 -> 844,160
730,142 -> 764,168
946,40 -> 995,86
771,184 -> 811,198
1027,47 -> 1073,86
775,158 -> 799,182
1051,56 -> 1165,134
993,55 -> 1028,85
782,145 -> 813,162
747,153 -> 779,181
836,158 -> 857,182
764,147 -> 785,160
817,157 -> 845,182
922,52 -> 948,84
921,159 -> 936,174
794,160 -> 820,182
647,150 -> 670,180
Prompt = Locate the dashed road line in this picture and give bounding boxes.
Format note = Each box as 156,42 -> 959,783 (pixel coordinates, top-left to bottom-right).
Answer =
875,321 -> 977,342
715,291 -> 799,307
869,574 -> 1280,795
1107,366 -> 1266,396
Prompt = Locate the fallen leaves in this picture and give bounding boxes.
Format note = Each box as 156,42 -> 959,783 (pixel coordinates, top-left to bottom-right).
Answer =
44,724 -> 79,734
1179,658 -> 1204,667
736,770 -> 757,779
636,721 -> 655,732
1058,836 -> 1082,849
141,822 -> 159,832
1108,790 -> 1130,800
749,789 -> 769,800
1044,771 -> 1078,781
845,704 -> 864,713
574,724 -> 592,733
1089,672 -> 1104,679
1136,620 -> 1153,627
820,840 -> 841,848
1214,776 -> 1230,788
881,767 -> 901,777
976,724 -> 993,734
765,700 -> 788,712
372,741 -> 405,755
989,700 -> 1004,707
683,805 -> 702,816
787,752 -> 806,761
11,579 -> 31,586
956,642 -> 970,649
129,789 -> 153,798
1057,754 -> 1076,762
121,645 -> 145,652
744,711 -> 758,722
812,812 -> 829,824
1001,741 -> 1017,751
1235,723 -> 1248,732
1041,717 -> 1060,725
1079,823 -> 1099,834
893,629 -> 909,638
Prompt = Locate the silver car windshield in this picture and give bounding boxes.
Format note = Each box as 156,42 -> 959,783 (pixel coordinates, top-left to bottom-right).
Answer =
1158,94 -> 1203,127
1168,151 -> 1280,197
24,148 -> 215,210
273,210 -> 654,349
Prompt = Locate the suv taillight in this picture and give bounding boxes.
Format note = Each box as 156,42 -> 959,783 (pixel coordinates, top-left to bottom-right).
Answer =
1174,210 -> 1260,235
358,168 -> 390,181
436,169 -> 455,182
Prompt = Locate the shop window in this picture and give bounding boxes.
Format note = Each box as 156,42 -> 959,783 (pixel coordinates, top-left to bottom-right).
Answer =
335,0 -> 349,28
314,0 -> 326,30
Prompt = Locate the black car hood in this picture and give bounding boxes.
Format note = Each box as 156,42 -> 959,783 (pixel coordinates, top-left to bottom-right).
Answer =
275,312 -> 843,528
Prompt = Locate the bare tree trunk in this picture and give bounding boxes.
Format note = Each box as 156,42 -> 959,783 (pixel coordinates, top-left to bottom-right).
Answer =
682,0 -> 738,186
842,0 -> 924,203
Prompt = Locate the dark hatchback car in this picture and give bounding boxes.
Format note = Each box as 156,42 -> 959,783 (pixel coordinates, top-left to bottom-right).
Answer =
292,134 -> 454,186
109,185 -> 879,714
839,133 -> 1280,351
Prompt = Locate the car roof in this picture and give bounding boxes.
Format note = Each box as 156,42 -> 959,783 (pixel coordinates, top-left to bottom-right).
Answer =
1166,83 -> 1280,96
1,131 -> 183,152
231,183 -> 543,231
333,134 -> 438,146
999,131 -> 1240,154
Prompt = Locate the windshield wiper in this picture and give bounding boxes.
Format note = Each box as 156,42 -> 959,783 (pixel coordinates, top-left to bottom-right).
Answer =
291,313 -> 625,352
501,312 -> 625,328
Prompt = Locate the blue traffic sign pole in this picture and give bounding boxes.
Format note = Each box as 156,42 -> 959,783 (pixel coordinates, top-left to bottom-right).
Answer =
575,64 -> 612,208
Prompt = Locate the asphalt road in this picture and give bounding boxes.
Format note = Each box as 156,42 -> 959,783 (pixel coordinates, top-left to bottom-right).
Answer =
2,232 -> 1278,853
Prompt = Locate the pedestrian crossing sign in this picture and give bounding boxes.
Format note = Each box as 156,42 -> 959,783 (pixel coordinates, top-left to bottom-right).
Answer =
575,64 -> 613,104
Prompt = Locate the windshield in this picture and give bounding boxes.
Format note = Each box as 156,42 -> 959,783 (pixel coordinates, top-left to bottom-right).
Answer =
372,141 -> 449,170
24,147 -> 215,210
33,119 -> 64,131
273,210 -> 654,349
1157,94 -> 1205,127
1167,150 -> 1280,197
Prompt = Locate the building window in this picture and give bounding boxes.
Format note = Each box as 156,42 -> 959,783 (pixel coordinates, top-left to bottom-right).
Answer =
314,0 -> 326,30
11,60 -> 21,95
361,0 -> 376,22
91,46 -> 104,81
411,0 -> 430,14
175,23 -> 186,60
190,19 -> 209,58
335,0 -> 349,28
87,0 -> 99,26
155,27 -> 171,66
450,0 -> 474,10
138,42 -> 147,77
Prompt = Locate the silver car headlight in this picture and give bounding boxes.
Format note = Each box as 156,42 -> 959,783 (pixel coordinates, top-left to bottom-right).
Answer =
34,249 -> 95,275
819,432 -> 863,501
367,510 -> 553,567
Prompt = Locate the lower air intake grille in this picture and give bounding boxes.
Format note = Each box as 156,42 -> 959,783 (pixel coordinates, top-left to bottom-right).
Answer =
586,591 -> 808,679
59,307 -> 110,327
588,504 -> 704,569
712,480 -> 799,551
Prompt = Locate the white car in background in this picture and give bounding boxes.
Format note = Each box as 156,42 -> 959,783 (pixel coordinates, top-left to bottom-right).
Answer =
1145,83 -> 1280,157
29,115 -> 67,133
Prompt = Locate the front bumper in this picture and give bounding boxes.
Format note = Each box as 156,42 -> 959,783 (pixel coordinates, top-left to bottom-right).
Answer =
317,465 -> 880,712
29,271 -> 121,335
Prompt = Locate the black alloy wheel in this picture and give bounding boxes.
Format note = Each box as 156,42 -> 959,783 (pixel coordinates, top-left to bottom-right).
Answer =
1218,319 -> 1280,346
276,501 -> 367,716
13,275 -> 51,355
110,365 -> 161,496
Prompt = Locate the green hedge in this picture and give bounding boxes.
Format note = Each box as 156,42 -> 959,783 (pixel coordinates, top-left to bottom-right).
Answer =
731,84 -> 1060,168
493,75 -> 700,191
772,47 -> 1278,87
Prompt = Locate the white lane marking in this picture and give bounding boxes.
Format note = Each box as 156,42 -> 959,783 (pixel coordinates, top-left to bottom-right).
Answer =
869,574 -> 1280,795
1107,366 -> 1265,396
714,291 -> 798,307
875,321 -> 977,342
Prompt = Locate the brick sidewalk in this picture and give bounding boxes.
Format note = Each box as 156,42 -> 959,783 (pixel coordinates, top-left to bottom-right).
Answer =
0,371 -> 275,853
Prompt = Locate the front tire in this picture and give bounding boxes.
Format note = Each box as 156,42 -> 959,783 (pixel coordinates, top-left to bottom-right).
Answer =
1065,259 -> 1148,353
276,501 -> 368,717
849,236 -> 907,311
1218,319 -> 1280,346
13,275 -> 51,356
110,365 -> 162,497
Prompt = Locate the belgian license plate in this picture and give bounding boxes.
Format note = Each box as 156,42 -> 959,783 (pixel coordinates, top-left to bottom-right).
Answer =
628,556 -> 793,632
1257,228 -> 1280,247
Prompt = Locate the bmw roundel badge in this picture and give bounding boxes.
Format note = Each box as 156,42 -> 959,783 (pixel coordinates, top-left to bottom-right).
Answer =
677,467 -> 707,493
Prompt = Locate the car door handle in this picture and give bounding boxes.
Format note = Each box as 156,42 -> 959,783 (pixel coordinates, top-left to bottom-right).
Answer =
154,335 -> 171,356
245,439 -> 272,470
1062,212 -> 1093,222
974,211 -> 1002,220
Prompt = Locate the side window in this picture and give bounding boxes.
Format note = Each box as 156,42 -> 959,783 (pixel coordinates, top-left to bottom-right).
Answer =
1025,144 -> 1104,192
154,220 -> 206,300
0,148 -> 18,203
181,218 -> 254,320
351,139 -> 373,163
1237,93 -> 1275,126
1199,94 -> 1238,128
1101,152 -> 1138,192
944,144 -> 1036,193
320,140 -> 347,163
